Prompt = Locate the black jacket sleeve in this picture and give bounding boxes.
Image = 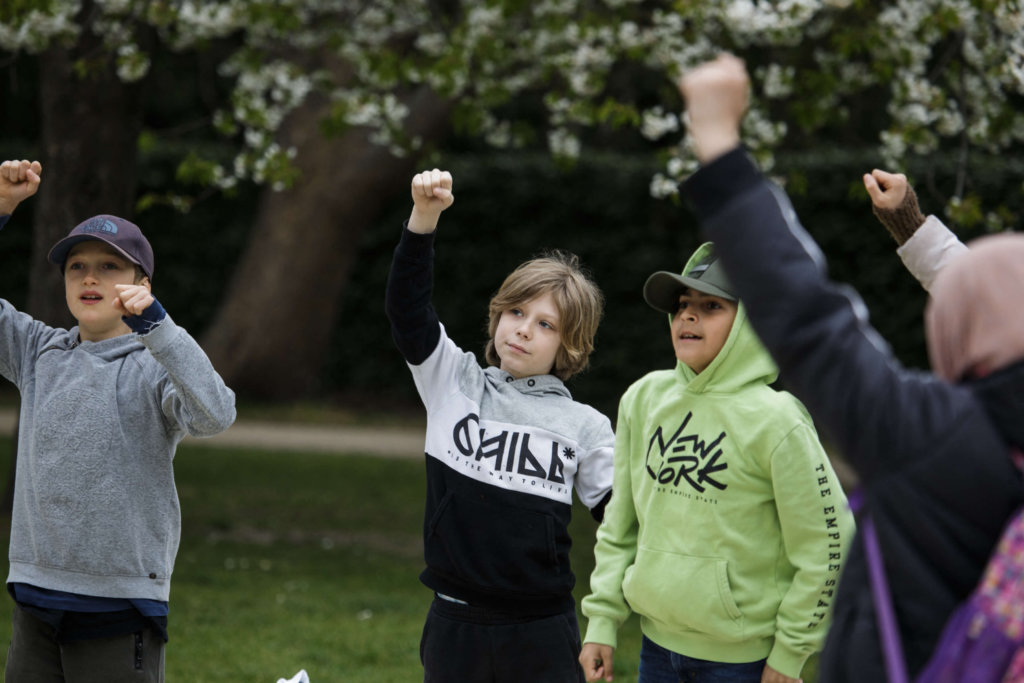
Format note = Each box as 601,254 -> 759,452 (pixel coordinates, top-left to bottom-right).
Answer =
681,147 -> 960,482
384,223 -> 442,365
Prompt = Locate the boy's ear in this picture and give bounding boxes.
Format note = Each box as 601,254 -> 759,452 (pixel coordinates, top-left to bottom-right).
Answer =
139,275 -> 152,291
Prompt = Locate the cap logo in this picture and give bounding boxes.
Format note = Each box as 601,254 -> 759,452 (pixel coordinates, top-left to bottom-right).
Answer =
80,218 -> 119,235
687,264 -> 709,278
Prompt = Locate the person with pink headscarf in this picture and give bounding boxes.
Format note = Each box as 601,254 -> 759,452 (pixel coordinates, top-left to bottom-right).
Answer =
674,54 -> 1024,683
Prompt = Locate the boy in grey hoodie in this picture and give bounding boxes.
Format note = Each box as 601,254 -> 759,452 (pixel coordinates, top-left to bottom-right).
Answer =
0,159 -> 236,681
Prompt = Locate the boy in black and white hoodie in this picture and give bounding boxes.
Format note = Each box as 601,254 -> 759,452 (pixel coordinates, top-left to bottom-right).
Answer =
385,168 -> 614,683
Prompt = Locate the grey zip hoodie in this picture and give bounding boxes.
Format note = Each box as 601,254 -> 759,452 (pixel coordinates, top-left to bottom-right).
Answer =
0,299 -> 236,601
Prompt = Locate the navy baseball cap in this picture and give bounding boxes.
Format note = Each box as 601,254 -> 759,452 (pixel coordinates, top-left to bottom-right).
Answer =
644,250 -> 737,314
48,215 -> 154,278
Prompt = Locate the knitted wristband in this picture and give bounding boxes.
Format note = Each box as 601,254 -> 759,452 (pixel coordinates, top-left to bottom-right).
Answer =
872,185 -> 927,246
123,297 -> 167,335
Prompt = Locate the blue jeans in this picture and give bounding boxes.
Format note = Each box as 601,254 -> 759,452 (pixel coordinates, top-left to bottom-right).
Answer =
639,636 -> 765,683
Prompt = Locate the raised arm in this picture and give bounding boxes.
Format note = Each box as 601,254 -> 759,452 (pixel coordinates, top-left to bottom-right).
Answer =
385,169 -> 455,364
863,169 -> 966,291
863,169 -> 924,245
0,160 -> 59,383
0,159 -> 42,220
678,56 -> 949,485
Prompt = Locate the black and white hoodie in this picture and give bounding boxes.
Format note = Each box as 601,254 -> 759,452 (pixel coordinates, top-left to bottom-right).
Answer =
386,226 -> 614,615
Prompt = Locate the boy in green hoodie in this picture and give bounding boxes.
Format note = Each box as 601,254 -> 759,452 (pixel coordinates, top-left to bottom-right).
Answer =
579,243 -> 853,683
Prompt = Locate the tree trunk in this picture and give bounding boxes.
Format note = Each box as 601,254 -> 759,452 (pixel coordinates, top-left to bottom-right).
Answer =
202,87 -> 451,398
30,39 -> 143,325
1,10 -> 143,513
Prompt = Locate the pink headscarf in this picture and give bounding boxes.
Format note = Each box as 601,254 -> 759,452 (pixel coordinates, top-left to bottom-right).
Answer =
926,233 -> 1024,382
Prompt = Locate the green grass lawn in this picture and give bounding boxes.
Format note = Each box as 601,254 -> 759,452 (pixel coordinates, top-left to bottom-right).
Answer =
0,440 -> 819,682
0,443 -> 646,682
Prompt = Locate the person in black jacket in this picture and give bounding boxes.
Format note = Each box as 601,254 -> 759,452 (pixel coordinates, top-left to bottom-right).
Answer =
673,54 -> 1024,682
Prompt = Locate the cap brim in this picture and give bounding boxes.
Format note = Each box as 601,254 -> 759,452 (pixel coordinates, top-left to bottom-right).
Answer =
643,271 -> 737,314
48,234 -> 143,271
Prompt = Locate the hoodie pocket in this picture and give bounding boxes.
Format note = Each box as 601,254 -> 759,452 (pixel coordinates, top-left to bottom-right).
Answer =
622,546 -> 745,642
425,490 -> 569,597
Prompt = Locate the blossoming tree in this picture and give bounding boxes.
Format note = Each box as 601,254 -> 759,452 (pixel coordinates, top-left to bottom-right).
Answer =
2,0 -> 1022,395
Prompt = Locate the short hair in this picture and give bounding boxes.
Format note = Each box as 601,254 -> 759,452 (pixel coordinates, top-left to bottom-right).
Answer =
484,250 -> 604,381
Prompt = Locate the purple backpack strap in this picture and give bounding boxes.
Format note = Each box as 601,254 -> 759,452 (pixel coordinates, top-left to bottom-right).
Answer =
862,515 -> 911,683
850,490 -> 910,683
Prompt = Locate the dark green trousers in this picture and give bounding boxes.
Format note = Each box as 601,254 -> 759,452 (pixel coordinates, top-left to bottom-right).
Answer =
5,604 -> 164,682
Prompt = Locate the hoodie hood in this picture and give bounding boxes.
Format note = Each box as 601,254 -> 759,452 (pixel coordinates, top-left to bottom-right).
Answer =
483,366 -> 573,399
41,326 -> 144,361
76,330 -> 145,361
669,242 -> 778,393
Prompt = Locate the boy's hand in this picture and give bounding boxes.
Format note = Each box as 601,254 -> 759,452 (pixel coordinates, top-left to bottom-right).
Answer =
407,168 -> 454,234
863,169 -> 908,210
113,284 -> 155,317
579,642 -> 614,682
0,159 -> 43,216
761,664 -> 801,683
678,54 -> 749,164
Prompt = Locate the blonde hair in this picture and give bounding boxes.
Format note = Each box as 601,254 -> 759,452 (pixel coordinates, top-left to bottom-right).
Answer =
484,250 -> 604,381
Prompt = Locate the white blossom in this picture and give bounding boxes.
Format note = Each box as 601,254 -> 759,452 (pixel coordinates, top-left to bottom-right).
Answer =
96,0 -> 133,13
880,130 -> 908,168
533,0 -> 578,17
760,63 -> 795,98
485,121 -> 512,148
4,0 -> 1022,209
115,43 -> 149,82
0,6 -> 80,51
742,106 -> 787,148
415,33 -> 447,57
617,22 -> 645,50
650,173 -> 680,198
547,128 -> 581,160
640,107 -> 680,141
935,106 -> 964,136
667,157 -> 686,178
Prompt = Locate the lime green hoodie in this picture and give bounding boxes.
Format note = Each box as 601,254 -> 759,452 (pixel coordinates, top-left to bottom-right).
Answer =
581,244 -> 854,678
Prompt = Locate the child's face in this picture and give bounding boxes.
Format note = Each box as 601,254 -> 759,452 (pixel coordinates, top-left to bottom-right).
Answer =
64,241 -> 149,342
671,289 -> 737,374
493,291 -> 562,379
